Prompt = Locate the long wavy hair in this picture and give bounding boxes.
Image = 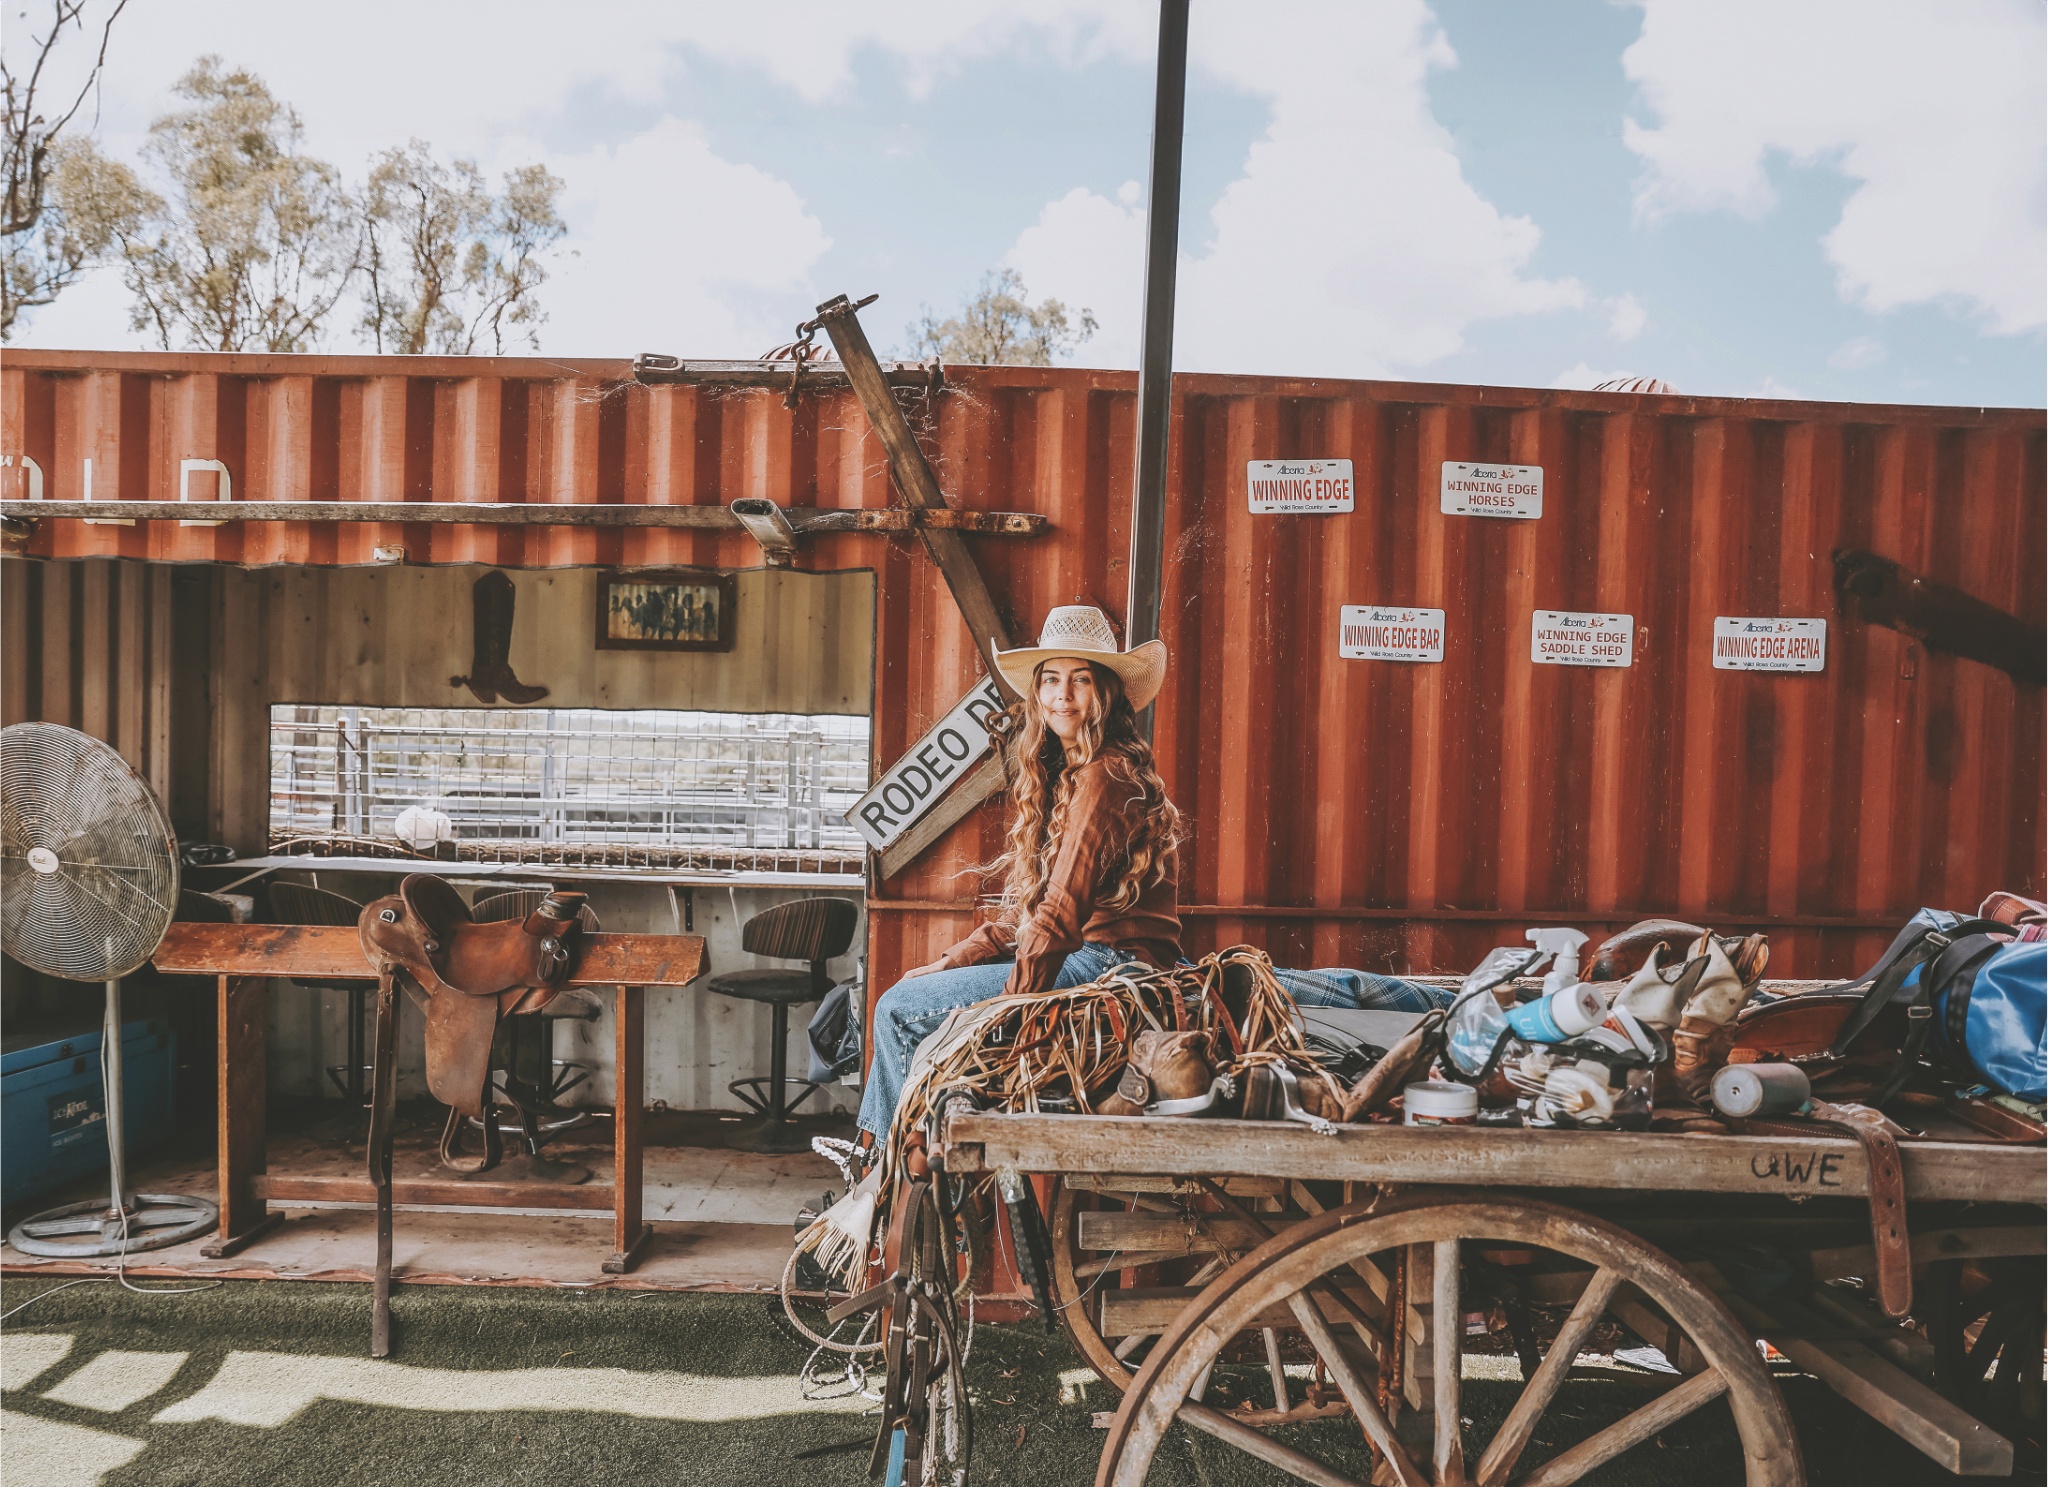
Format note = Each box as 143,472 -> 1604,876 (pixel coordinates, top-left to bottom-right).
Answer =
983,661 -> 1181,926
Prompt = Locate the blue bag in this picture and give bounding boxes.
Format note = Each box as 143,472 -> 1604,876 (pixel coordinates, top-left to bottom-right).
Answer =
1936,941 -> 2046,1102
1831,909 -> 2047,1103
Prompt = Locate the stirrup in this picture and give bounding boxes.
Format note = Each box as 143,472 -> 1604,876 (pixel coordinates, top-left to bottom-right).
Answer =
439,1101 -> 504,1174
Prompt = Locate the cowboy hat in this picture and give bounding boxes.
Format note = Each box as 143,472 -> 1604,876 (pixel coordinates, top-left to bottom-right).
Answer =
993,605 -> 1168,710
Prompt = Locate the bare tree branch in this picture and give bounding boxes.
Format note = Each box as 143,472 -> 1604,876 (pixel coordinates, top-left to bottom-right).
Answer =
1,0 -> 131,335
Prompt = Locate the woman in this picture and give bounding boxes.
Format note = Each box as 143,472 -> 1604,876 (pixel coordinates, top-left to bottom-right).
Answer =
855,605 -> 1179,1143
853,605 -> 1450,1143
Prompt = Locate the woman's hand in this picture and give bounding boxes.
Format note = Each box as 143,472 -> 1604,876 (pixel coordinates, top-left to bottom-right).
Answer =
901,957 -> 951,980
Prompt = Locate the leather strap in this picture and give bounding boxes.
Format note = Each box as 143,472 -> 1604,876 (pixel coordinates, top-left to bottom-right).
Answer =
1829,916 -> 2006,1057
1736,1101 -> 1912,1318
367,966 -> 400,1358
1932,934 -> 2001,1064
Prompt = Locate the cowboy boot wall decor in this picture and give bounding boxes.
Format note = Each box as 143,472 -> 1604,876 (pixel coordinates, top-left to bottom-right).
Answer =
451,570 -> 550,705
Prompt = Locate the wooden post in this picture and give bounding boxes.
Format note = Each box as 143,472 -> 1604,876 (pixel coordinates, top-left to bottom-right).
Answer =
604,983 -> 651,1273
813,292 -> 1023,877
812,295 -> 1018,684
200,974 -> 283,1257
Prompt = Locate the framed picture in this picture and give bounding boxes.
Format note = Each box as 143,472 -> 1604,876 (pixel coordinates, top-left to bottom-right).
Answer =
595,569 -> 737,652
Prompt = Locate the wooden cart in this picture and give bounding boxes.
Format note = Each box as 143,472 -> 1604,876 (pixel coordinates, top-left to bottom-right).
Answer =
937,1111 -> 2045,1486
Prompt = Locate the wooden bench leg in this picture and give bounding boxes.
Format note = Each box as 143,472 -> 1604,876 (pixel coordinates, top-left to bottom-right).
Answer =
202,975 -> 275,1259
604,984 -> 650,1274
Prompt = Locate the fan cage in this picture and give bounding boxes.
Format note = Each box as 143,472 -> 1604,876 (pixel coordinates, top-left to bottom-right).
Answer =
1,723 -> 180,982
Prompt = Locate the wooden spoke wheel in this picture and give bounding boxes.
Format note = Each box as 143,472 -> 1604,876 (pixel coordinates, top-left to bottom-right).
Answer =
1050,1175 -> 1380,1424
1923,1256 -> 2045,1460
1097,1192 -> 1803,1487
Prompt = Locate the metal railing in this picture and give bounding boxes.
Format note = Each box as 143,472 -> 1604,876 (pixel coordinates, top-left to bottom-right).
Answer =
269,705 -> 869,872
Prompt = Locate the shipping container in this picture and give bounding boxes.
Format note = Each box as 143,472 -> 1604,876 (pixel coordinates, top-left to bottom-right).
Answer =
5,350 -> 2042,996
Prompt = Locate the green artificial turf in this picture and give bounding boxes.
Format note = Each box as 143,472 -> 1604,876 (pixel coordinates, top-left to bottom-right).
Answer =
0,1276 -> 2026,1486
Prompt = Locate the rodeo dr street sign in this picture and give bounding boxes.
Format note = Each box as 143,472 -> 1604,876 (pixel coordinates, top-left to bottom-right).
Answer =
846,677 -> 1007,852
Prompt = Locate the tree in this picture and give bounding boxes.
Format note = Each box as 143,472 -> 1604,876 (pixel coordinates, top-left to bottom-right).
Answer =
359,140 -> 566,354
114,57 -> 357,352
907,267 -> 1097,366
0,0 -> 132,337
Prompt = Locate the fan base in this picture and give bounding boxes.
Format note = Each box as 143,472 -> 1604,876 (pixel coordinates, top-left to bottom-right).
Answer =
8,1193 -> 220,1258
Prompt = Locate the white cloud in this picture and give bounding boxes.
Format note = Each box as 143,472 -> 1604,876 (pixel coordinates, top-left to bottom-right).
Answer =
543,121 -> 831,357
1827,335 -> 1887,372
12,1 -> 1589,369
1623,0 -> 2046,334
1757,374 -> 1805,401
1005,2 -> 1586,376
1004,183 -> 1147,365
1606,293 -> 1647,342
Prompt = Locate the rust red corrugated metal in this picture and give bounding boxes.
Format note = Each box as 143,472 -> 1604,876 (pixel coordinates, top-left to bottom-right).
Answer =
5,349 -> 2042,981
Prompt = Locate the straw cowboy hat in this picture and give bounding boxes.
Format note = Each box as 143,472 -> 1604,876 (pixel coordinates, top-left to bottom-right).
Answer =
993,605 -> 1168,709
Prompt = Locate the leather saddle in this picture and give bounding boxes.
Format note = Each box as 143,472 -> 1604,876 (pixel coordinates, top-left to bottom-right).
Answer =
358,875 -> 589,1136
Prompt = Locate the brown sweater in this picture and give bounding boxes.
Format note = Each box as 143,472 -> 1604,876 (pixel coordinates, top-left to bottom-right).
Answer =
939,757 -> 1183,999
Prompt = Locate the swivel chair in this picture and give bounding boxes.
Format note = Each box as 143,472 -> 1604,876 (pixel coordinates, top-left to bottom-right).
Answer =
706,897 -> 859,1153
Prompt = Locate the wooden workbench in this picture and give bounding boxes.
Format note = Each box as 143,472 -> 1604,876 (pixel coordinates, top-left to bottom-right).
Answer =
153,922 -> 706,1272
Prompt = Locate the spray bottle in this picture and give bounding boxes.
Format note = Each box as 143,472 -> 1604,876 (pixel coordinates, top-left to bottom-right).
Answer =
1528,927 -> 1589,998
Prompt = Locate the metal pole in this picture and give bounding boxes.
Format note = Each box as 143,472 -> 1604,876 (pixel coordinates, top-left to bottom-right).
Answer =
1125,0 -> 1191,739
101,977 -> 127,1216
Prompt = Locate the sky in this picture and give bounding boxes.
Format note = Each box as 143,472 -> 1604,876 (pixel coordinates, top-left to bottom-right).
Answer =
13,0 -> 2045,407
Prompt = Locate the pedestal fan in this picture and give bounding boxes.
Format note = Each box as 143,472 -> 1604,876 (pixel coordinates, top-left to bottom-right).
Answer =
2,722 -> 218,1255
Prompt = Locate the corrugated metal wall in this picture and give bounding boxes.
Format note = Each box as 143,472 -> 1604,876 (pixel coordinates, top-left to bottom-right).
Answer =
873,372 -> 2045,985
0,556 -> 175,804
7,352 -> 2042,988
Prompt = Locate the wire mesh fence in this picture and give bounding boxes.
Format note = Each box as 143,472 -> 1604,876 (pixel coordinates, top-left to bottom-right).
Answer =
268,705 -> 870,874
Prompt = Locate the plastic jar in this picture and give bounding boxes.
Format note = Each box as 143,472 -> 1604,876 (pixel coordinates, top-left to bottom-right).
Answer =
1403,1081 -> 1479,1126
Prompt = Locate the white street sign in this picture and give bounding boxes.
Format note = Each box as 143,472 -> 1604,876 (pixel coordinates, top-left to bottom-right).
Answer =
846,677 -> 1007,851
1441,461 -> 1542,519
1339,606 -> 1446,663
1713,617 -> 1827,672
1248,459 -> 1354,513
1532,610 -> 1634,667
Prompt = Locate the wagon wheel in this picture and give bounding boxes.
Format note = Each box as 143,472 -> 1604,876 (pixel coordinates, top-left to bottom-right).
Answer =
1923,1256 -> 2045,1459
1098,1192 -> 1803,1487
1050,1175 -> 1376,1424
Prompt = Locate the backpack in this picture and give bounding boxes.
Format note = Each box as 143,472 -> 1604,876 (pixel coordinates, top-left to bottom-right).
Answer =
1831,909 -> 2047,1103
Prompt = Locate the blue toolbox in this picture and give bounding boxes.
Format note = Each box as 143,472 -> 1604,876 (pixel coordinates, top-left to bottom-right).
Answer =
1,1019 -> 177,1211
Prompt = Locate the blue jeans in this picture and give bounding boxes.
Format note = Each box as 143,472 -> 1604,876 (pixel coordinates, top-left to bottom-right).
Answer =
1275,967 -> 1452,1014
856,941 -> 1129,1139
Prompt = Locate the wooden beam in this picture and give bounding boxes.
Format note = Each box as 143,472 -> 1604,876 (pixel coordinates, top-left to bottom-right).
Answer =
155,922 -> 706,987
1,499 -> 1045,535
812,295 -> 1019,684
255,1174 -> 614,1211
1100,1280 -> 1380,1337
1062,1172 -> 1285,1197
1075,1209 -> 1277,1256
937,1112 -> 2047,1206
1721,1288 -> 2013,1475
630,355 -> 936,391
